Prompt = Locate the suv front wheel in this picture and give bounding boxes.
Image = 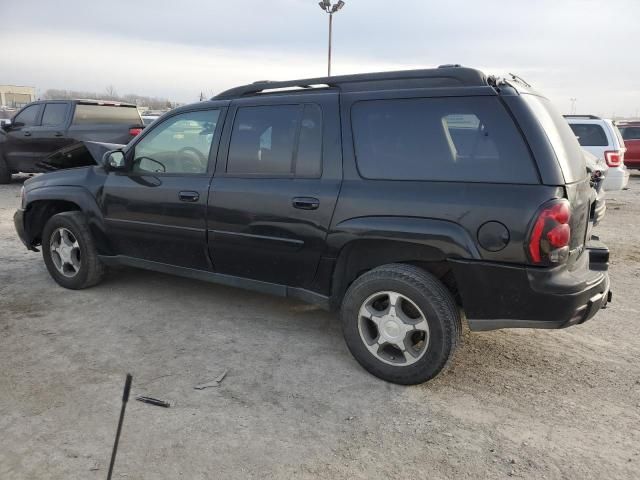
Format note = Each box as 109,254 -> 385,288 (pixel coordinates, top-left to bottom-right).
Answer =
341,264 -> 461,385
42,212 -> 105,289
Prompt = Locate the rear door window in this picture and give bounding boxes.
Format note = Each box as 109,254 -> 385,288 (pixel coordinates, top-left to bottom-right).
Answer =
351,96 -> 538,183
226,104 -> 323,177
567,123 -> 608,146
42,103 -> 68,127
72,104 -> 141,125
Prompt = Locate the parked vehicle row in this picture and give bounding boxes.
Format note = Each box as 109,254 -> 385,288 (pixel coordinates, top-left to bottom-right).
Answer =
616,120 -> 640,170
565,115 -> 629,191
14,66 -> 611,384
0,99 -> 143,183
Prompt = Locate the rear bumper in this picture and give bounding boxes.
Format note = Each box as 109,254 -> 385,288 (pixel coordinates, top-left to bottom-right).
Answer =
603,167 -> 630,191
451,237 -> 611,331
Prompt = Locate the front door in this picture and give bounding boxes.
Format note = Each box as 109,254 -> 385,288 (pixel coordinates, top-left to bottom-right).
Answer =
3,103 -> 42,172
101,106 -> 224,270
27,102 -> 75,168
207,93 -> 342,288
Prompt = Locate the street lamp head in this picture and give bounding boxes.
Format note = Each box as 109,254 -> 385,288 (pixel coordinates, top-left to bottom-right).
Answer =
332,0 -> 345,12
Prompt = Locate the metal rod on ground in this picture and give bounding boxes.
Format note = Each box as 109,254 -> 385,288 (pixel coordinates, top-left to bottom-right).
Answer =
107,373 -> 132,480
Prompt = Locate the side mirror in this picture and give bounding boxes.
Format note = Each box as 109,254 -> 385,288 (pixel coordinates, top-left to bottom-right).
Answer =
102,150 -> 127,171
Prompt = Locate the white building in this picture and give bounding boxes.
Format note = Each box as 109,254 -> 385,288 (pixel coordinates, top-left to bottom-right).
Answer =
0,85 -> 36,108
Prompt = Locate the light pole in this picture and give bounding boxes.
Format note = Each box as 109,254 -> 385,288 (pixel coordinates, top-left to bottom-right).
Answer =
318,1 -> 345,77
570,97 -> 577,114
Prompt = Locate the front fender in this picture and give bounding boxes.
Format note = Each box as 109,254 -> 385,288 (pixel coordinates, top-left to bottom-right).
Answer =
22,185 -> 111,254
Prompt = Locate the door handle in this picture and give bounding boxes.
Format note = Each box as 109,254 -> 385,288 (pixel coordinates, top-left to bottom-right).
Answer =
292,197 -> 320,210
179,191 -> 200,202
23,131 -> 31,137
54,132 -> 64,137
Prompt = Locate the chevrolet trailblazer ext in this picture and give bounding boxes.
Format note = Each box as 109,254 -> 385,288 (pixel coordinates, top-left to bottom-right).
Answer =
14,66 -> 611,384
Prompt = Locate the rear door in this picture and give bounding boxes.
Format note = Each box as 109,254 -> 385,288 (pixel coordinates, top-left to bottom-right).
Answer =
207,92 -> 342,288
25,102 -> 75,161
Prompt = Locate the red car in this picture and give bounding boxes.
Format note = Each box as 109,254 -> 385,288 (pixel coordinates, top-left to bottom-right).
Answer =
618,121 -> 640,170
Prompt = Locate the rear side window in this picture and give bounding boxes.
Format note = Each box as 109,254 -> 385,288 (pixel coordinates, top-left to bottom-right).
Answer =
351,97 -> 537,183
42,103 -> 68,127
568,123 -> 608,146
227,104 -> 322,177
13,104 -> 40,127
620,126 -> 640,140
521,94 -> 586,183
72,104 -> 141,125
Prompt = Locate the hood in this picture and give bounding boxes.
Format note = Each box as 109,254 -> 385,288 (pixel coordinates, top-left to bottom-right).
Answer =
36,141 -> 125,172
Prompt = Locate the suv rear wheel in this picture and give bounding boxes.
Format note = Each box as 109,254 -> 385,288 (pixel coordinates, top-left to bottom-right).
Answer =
42,212 -> 105,289
341,264 -> 461,385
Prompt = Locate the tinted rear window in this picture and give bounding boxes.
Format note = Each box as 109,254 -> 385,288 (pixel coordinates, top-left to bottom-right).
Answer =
522,94 -> 586,183
620,126 -> 640,140
568,123 -> 608,146
351,96 -> 537,183
72,104 -> 141,125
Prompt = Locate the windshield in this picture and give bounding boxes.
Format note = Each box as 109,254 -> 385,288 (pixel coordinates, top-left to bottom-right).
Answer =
522,94 -> 586,183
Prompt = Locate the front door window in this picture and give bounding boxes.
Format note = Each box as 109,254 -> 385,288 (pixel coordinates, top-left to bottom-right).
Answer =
133,109 -> 220,174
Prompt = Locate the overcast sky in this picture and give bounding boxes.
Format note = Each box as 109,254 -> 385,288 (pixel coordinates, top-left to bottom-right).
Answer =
1,0 -> 637,116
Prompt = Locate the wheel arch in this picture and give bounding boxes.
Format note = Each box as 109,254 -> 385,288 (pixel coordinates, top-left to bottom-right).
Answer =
23,186 -> 111,254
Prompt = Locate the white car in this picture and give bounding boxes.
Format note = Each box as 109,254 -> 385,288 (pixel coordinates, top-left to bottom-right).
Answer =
565,115 -> 629,191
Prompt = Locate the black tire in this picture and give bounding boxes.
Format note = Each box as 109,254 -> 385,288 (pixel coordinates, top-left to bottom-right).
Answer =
0,154 -> 11,184
341,263 -> 461,385
42,211 -> 105,289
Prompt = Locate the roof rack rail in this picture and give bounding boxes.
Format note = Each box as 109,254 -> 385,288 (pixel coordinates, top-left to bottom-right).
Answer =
563,114 -> 601,119
212,66 -> 487,100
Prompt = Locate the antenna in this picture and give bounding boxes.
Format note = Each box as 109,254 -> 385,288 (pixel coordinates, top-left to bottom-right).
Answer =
107,373 -> 133,480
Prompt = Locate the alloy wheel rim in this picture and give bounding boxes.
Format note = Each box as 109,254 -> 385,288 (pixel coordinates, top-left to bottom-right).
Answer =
357,291 -> 430,366
49,227 -> 81,278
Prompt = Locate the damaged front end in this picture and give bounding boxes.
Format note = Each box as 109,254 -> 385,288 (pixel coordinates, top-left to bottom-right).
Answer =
35,141 -> 125,172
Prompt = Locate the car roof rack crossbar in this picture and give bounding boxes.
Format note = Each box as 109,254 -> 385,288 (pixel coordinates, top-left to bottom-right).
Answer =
212,66 -> 487,100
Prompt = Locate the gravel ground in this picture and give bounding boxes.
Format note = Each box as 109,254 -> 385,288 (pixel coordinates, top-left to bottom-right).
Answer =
1,173 -> 639,479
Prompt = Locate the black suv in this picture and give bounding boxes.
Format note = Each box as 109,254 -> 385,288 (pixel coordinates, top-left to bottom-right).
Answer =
14,66 -> 611,384
0,99 -> 143,183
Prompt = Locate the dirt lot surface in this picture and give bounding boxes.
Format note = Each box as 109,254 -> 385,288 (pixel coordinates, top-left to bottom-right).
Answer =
1,173 -> 639,479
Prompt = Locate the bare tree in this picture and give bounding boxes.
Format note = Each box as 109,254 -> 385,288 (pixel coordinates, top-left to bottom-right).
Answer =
104,85 -> 118,100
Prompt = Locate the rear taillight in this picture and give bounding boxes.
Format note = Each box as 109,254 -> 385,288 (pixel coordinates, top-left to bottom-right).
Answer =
129,127 -> 142,137
604,150 -> 622,167
527,199 -> 571,265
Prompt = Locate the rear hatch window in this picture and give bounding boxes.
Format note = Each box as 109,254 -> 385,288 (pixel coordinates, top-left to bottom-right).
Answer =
72,104 -> 141,125
521,94 -> 586,184
568,123 -> 608,146
619,125 -> 640,140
